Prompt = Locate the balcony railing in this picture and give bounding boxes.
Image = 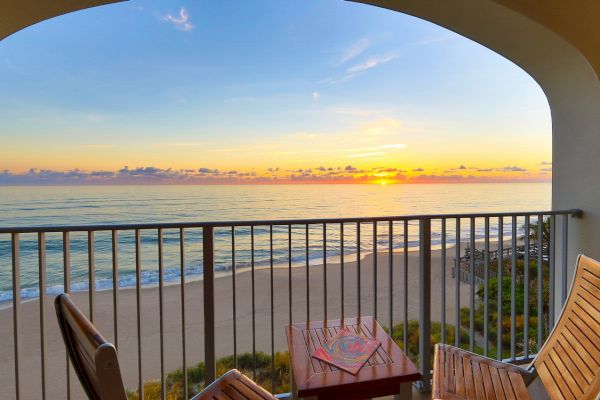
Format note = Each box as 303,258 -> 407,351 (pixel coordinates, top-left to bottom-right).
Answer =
0,209 -> 581,399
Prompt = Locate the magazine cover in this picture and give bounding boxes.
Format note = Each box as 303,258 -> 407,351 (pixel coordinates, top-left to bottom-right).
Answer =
312,329 -> 380,374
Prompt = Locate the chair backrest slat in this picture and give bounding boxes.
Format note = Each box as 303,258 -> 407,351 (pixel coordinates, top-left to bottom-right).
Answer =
55,294 -> 127,400
534,255 -> 600,400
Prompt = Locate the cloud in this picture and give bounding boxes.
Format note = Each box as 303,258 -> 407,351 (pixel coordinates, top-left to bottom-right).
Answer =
162,7 -> 194,32
312,92 -> 320,100
339,38 -> 370,64
198,168 -> 219,174
90,170 -> 115,177
323,52 -> 399,84
347,53 -> 399,74
540,167 -> 552,172
0,162 -> 551,186
448,165 -> 479,171
499,166 -> 528,172
539,161 -> 552,165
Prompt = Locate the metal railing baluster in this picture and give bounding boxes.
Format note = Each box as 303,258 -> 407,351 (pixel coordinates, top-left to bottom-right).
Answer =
524,216 -> 530,359
455,218 -> 461,349
251,226 -> 256,380
288,225 -> 292,326
469,218 -> 475,352
403,220 -> 408,352
341,223 -> 345,321
323,224 -> 327,321
441,218 -> 446,344
562,214 -> 569,304
179,228 -> 188,400
232,227 -> 237,368
306,224 -> 310,322
88,231 -> 95,322
497,217 -> 503,360
288,224 -> 294,398
203,226 -> 216,385
63,232 -> 71,400
158,229 -> 166,400
483,217 -> 489,357
38,232 -> 47,400
135,229 -> 143,399
538,215 -> 544,348
112,231 -> 119,351
388,220 -> 393,333
418,218 -> 432,391
270,225 -> 275,393
12,233 -> 21,400
549,215 -> 556,328
373,222 -> 378,320
357,222 -> 361,318
511,216 -> 517,360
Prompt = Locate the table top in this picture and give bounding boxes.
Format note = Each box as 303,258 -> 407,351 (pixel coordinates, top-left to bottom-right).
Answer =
285,316 -> 421,398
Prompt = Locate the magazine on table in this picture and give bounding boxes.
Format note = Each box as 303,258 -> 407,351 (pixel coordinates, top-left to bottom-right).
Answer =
312,329 -> 380,375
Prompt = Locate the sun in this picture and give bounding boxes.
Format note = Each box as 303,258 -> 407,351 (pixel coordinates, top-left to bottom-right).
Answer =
372,178 -> 393,185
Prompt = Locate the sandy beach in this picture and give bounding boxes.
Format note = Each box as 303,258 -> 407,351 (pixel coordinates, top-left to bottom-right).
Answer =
0,245 -> 478,399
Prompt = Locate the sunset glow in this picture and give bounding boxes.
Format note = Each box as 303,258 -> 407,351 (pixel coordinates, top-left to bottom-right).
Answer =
0,0 -> 552,185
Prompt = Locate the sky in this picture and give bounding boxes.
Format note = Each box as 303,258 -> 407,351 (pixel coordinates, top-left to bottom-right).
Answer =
0,0 -> 552,185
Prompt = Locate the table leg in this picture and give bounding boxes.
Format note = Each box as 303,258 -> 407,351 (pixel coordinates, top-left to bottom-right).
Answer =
394,382 -> 412,400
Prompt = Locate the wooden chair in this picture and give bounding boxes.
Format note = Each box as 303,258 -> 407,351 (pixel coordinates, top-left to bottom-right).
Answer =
432,254 -> 600,400
195,369 -> 277,400
55,293 -> 127,400
55,293 -> 277,400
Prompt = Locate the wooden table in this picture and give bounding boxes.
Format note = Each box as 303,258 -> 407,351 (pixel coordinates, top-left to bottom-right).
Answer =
285,316 -> 421,400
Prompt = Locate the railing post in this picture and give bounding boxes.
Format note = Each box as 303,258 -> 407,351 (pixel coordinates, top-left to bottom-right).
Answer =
12,233 -> 21,400
203,226 -> 216,385
417,218 -> 432,392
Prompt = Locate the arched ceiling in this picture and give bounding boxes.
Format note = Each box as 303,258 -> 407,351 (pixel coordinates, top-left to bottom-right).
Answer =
496,0 -> 600,77
356,0 -> 600,80
0,0 -> 123,41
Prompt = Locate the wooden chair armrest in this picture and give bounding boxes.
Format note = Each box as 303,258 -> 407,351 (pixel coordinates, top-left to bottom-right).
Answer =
192,369 -> 277,400
434,344 -> 535,400
435,344 -> 536,380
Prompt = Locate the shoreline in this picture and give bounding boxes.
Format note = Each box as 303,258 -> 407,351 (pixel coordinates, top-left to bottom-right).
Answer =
0,235 -> 519,309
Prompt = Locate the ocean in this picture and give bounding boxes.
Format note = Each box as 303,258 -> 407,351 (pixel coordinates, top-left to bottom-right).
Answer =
0,183 -> 551,302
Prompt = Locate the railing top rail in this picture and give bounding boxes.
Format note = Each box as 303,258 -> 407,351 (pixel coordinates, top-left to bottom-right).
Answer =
0,209 -> 582,234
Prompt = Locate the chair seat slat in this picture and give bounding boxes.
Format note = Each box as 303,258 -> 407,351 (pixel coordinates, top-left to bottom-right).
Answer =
479,363 -> 496,400
497,369 -> 516,400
